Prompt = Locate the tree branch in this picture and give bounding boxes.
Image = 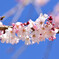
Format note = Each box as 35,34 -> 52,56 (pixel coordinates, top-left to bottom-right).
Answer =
0,16 -> 5,20
0,26 -> 13,30
0,26 -> 59,34
0,16 -> 59,33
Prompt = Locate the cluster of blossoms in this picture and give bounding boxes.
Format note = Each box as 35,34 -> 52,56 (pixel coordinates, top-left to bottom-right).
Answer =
0,13 -> 58,45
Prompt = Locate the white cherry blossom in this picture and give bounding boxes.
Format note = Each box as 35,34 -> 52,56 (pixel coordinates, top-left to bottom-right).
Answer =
0,13 -> 58,45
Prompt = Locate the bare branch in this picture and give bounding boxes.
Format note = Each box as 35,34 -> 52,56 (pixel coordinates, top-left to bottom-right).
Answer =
0,16 -> 5,20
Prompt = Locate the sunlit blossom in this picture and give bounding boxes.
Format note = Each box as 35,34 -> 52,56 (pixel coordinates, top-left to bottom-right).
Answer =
0,13 -> 58,45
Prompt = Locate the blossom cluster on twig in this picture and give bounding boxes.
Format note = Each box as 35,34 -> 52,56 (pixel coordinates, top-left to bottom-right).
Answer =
0,13 -> 58,45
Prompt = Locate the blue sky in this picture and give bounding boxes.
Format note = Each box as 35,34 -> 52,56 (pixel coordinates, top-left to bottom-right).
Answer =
0,0 -> 59,59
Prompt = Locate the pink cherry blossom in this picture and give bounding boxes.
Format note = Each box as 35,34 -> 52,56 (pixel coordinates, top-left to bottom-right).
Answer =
0,13 -> 58,45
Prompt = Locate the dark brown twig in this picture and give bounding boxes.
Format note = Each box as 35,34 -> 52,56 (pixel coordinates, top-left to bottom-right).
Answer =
0,26 -> 13,30
0,16 -> 5,20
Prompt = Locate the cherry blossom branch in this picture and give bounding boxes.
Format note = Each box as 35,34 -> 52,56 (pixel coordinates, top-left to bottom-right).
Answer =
0,26 -> 59,33
0,16 -> 59,33
0,14 -> 59,45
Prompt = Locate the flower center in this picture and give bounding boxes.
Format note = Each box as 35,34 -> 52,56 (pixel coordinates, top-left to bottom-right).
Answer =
32,34 -> 36,37
42,27 -> 45,30
26,38 -> 29,41
23,29 -> 26,32
40,21 -> 43,24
